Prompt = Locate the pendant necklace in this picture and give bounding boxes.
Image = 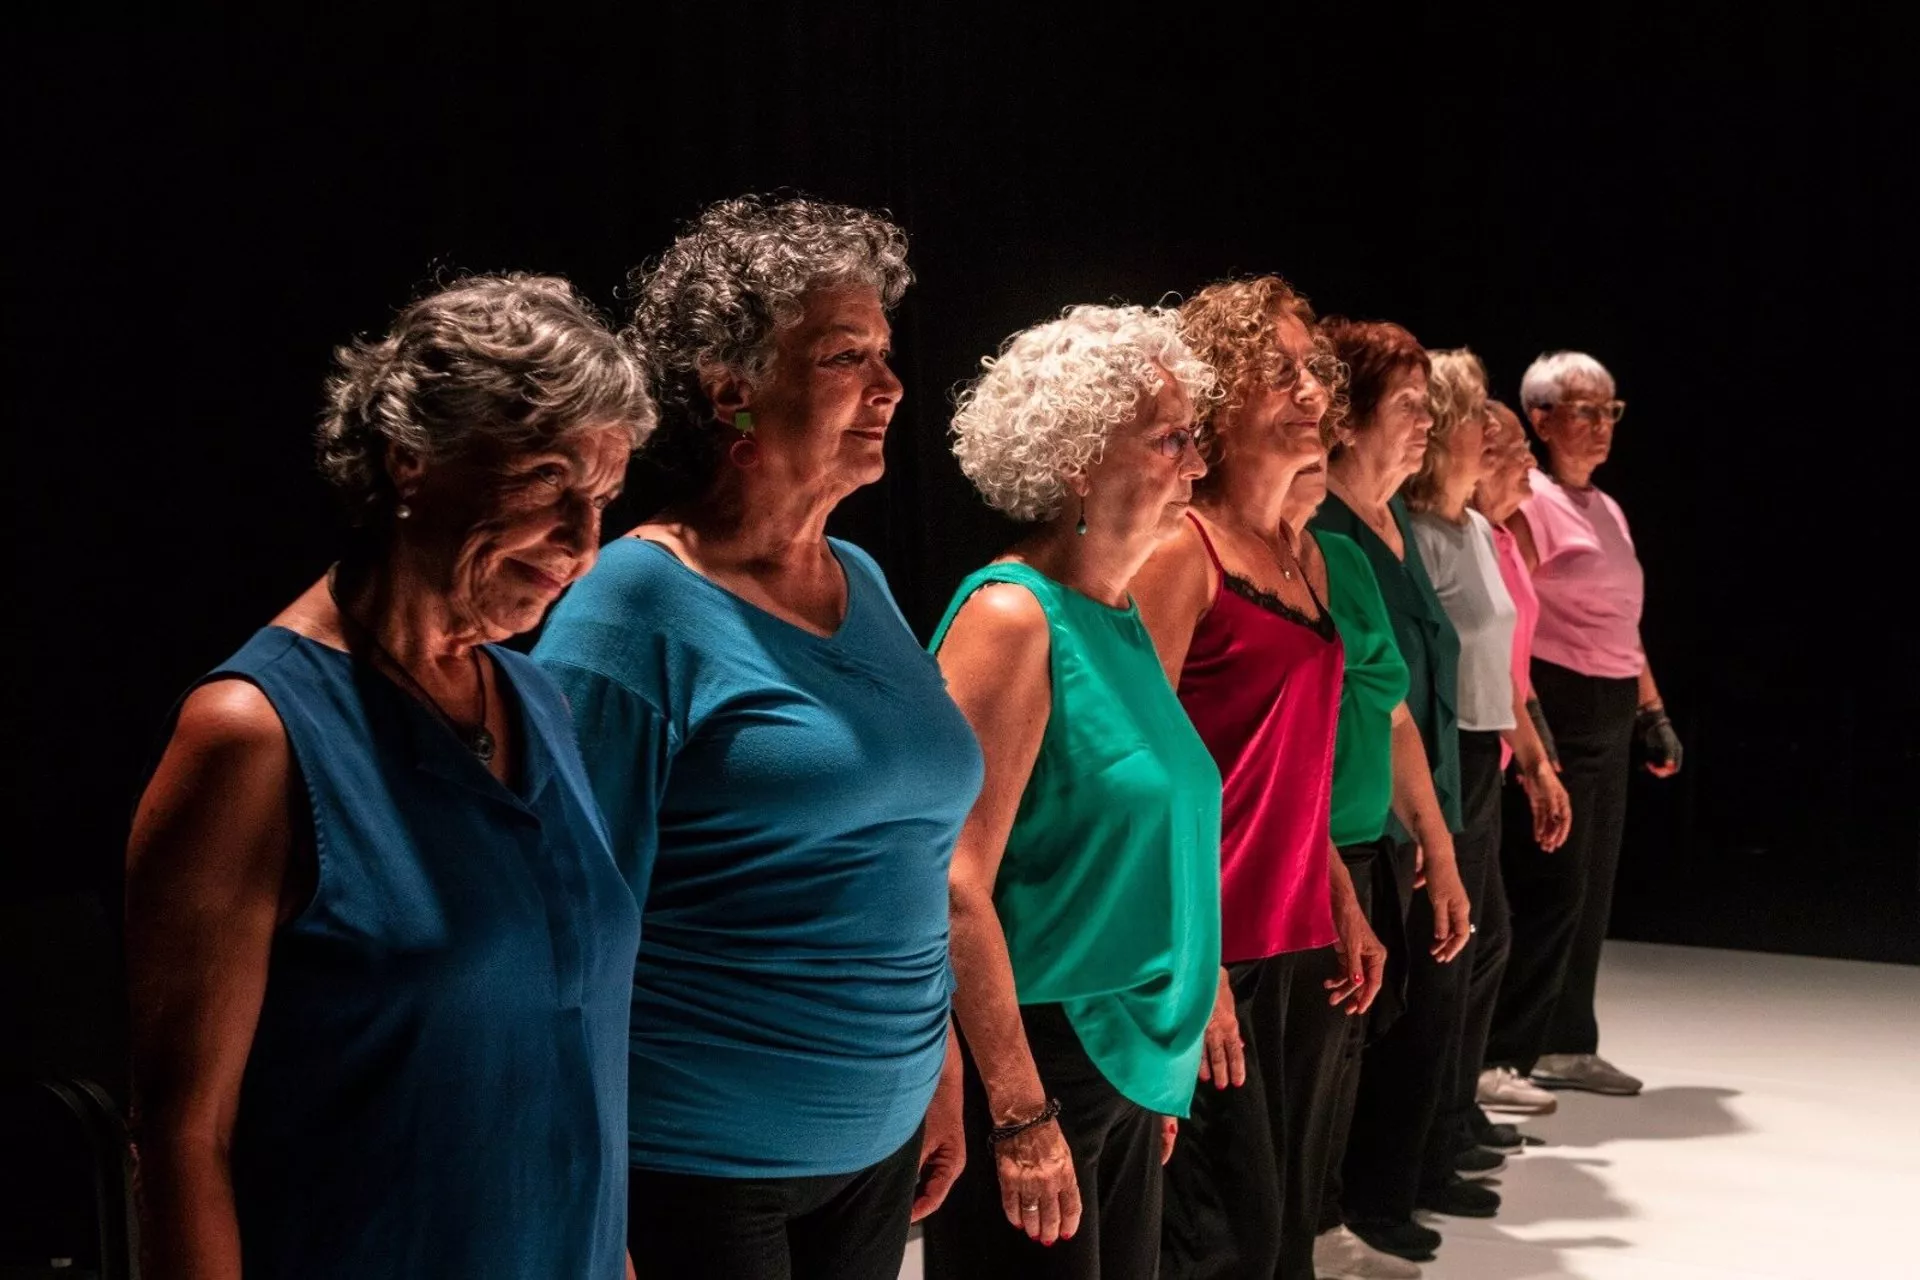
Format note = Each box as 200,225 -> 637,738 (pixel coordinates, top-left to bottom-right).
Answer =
327,568 -> 496,764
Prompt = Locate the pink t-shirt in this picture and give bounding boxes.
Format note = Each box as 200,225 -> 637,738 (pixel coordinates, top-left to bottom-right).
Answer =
1518,469 -> 1645,680
1490,521 -> 1539,769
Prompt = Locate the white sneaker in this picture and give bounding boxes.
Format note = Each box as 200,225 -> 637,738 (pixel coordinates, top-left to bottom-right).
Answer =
1478,1065 -> 1559,1114
1314,1224 -> 1423,1279
1532,1052 -> 1643,1096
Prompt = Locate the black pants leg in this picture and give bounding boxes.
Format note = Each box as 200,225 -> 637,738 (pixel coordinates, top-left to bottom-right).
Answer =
926,1004 -> 1163,1280
627,1130 -> 922,1280
1424,731 -> 1508,1184
1340,843 -> 1472,1227
1491,661 -> 1637,1068
1276,944 -> 1352,1280
1161,959 -> 1282,1280
1316,840 -> 1384,1237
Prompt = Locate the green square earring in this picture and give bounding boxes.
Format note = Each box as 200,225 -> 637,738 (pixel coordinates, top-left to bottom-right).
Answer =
733,411 -> 756,434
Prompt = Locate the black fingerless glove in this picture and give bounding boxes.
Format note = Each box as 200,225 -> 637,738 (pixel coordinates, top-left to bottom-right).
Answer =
1635,705 -> 1683,772
1525,695 -> 1560,771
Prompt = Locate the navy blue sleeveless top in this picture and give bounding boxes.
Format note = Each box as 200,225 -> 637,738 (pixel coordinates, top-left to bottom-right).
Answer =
198,627 -> 639,1279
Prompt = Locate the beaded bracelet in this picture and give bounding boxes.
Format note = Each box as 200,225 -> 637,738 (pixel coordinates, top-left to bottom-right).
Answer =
988,1098 -> 1062,1146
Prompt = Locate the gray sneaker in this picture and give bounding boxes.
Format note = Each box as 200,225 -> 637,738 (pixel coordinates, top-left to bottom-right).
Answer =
1313,1225 -> 1423,1278
1531,1052 -> 1643,1095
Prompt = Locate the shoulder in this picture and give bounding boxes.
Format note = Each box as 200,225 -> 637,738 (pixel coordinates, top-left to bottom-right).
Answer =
948,578 -> 1052,642
1314,527 -> 1365,571
173,678 -> 286,755
1134,516 -> 1214,597
829,536 -> 887,583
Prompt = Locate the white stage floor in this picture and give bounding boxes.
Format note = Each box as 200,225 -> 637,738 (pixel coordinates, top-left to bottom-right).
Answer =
902,940 -> 1920,1279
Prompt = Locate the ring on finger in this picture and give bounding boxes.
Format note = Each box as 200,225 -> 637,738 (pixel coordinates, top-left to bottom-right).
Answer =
1022,1201 -> 1040,1213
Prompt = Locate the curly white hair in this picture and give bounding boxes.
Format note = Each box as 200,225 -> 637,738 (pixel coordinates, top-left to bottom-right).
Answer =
951,305 -> 1216,523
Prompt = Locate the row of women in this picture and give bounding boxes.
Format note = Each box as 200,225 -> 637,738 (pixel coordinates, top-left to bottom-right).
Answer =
126,195 -> 1682,1280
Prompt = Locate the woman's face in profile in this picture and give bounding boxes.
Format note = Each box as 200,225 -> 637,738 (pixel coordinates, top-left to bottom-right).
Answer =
405,422 -> 634,641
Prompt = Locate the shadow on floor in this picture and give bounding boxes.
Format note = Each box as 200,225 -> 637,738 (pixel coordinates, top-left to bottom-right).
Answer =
1528,1086 -> 1748,1148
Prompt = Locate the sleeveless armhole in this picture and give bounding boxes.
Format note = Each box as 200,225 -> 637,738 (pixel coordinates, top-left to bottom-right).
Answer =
166,667 -> 325,927
930,566 -> 1060,751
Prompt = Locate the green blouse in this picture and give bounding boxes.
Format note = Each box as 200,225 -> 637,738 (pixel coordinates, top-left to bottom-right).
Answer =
931,561 -> 1221,1118
1316,530 -> 1412,847
1311,495 -> 1464,838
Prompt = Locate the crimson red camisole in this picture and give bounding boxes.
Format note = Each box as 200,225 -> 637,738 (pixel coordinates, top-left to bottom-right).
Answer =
1177,514 -> 1344,963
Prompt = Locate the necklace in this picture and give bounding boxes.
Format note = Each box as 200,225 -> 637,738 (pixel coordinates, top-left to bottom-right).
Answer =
327,568 -> 496,764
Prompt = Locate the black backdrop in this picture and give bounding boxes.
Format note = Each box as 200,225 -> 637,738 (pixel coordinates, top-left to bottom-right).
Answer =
10,6 -> 1918,986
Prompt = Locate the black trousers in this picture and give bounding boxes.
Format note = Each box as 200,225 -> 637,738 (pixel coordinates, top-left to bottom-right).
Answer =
1339,837 -> 1471,1226
1316,840 -> 1386,1239
1159,946 -> 1349,1280
1425,730 -> 1509,1179
1488,660 -> 1637,1070
926,1004 -> 1163,1280
628,1129 -> 922,1280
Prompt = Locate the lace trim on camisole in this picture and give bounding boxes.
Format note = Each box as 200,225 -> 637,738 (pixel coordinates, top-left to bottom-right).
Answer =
1189,512 -> 1338,642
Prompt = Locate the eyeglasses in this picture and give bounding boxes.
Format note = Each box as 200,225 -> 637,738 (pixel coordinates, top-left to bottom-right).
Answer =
1552,399 -> 1627,426
1153,427 -> 1201,459
1272,351 -> 1344,393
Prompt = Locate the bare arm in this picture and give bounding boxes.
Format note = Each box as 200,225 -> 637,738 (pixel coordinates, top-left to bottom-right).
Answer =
1387,702 -> 1471,962
936,584 -> 1080,1243
1507,509 -> 1540,575
1503,672 -> 1572,850
126,681 -> 301,1280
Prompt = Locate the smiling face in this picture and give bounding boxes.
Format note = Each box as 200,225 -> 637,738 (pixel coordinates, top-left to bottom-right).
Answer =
1080,367 -> 1207,544
1216,312 -> 1334,471
722,284 -> 902,496
398,422 -> 633,641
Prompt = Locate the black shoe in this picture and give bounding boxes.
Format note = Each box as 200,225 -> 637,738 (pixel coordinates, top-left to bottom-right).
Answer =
1348,1217 -> 1442,1262
1417,1175 -> 1502,1218
1454,1144 -> 1508,1179
1475,1121 -> 1524,1151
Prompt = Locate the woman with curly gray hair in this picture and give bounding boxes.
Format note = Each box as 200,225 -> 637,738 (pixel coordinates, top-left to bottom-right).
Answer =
533,196 -> 985,1280
921,305 -> 1220,1279
126,275 -> 653,1279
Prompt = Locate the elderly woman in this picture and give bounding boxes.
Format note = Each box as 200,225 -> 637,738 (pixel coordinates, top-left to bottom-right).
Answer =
1283,425 -> 1477,1280
1472,399 -> 1571,1121
1405,352 -> 1572,1212
1128,277 -> 1386,1280
1493,352 -> 1681,1100
1309,319 -> 1478,1262
125,275 -> 653,1279
532,197 -> 984,1280
922,305 -> 1220,1279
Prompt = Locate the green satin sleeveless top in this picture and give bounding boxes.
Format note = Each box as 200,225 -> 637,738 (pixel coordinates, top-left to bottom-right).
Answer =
932,561 -> 1221,1118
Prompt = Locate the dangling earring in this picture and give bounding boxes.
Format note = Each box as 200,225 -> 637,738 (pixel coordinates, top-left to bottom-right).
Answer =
729,436 -> 760,468
1075,511 -> 1088,536
396,500 -> 413,520
733,410 -> 756,434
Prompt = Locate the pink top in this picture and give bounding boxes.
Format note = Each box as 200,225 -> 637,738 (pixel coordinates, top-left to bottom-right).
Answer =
1176,515 -> 1342,963
1518,469 -> 1645,680
1490,521 -> 1539,769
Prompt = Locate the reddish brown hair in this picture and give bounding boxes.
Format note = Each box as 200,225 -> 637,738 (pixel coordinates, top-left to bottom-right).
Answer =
1320,318 -> 1430,442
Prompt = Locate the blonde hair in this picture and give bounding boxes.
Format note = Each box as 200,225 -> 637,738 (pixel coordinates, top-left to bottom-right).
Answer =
1403,347 -> 1489,513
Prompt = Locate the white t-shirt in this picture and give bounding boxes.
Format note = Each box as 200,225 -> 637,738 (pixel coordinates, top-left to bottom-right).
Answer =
1410,508 -> 1519,732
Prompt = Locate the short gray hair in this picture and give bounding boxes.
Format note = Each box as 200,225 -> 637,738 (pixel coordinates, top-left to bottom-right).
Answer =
951,305 -> 1217,523
632,194 -> 912,438
1519,350 -> 1616,411
317,274 -> 654,522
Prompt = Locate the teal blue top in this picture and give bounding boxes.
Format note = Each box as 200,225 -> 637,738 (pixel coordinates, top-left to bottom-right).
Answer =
534,537 -> 985,1177
931,561 -> 1221,1118
201,628 -> 638,1279
1312,495 -> 1463,836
